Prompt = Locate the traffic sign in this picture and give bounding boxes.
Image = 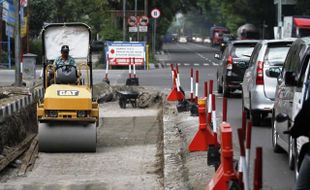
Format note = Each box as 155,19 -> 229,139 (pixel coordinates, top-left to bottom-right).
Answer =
129,26 -> 138,33
2,0 -> 16,25
128,16 -> 138,26
151,8 -> 160,19
107,41 -> 146,66
139,16 -> 149,26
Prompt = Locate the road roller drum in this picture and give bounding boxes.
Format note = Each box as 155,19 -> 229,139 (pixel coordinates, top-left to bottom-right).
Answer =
38,122 -> 97,152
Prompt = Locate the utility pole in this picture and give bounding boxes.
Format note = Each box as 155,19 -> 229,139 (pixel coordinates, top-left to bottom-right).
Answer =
14,0 -> 22,86
122,0 -> 126,41
277,0 -> 282,39
0,3 -> 2,57
144,0 -> 148,42
135,0 -> 139,41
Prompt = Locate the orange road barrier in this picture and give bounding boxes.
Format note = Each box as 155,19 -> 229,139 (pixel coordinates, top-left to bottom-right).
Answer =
195,70 -> 199,104
206,122 -> 238,190
188,98 -> 218,152
237,128 -> 246,190
253,147 -> 263,190
204,81 -> 208,98
167,69 -> 184,101
222,97 -> 227,122
245,121 -> 253,180
190,68 -> 194,102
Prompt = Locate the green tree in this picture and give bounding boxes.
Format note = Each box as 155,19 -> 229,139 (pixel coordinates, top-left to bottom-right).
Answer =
296,0 -> 310,15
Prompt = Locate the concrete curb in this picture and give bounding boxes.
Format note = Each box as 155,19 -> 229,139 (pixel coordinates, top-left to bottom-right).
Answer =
163,103 -> 190,189
0,87 -> 44,122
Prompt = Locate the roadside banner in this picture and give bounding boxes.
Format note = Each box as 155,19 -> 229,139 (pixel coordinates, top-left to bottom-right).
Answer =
106,41 -> 146,66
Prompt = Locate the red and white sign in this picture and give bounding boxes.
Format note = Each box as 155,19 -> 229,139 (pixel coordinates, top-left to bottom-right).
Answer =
128,16 -> 138,26
20,0 -> 28,7
151,8 -> 160,19
139,16 -> 149,26
108,42 -> 145,66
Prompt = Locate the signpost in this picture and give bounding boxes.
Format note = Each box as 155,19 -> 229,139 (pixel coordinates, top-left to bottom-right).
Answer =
106,41 -> 146,67
151,8 -> 160,58
128,15 -> 149,33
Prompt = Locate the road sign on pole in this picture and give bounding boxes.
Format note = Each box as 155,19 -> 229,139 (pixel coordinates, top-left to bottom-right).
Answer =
151,8 -> 160,58
139,16 -> 149,26
128,15 -> 138,26
151,8 -> 160,19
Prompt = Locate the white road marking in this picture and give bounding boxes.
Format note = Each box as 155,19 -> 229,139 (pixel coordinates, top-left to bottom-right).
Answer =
203,63 -> 209,66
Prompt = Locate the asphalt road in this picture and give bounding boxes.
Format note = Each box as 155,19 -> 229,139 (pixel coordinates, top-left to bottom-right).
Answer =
0,42 -> 295,189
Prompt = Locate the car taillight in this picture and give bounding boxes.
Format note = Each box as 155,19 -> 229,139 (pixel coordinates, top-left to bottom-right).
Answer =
256,61 -> 264,85
227,55 -> 233,70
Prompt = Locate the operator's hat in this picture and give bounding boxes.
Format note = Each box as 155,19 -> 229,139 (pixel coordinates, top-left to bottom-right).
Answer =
61,45 -> 70,53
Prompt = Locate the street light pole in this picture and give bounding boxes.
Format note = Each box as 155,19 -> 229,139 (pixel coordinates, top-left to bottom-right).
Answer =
14,0 -> 22,86
122,0 -> 126,41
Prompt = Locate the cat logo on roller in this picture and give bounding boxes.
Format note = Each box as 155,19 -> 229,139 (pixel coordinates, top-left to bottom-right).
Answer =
57,90 -> 79,96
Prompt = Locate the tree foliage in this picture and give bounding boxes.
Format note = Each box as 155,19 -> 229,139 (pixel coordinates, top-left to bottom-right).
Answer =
199,0 -> 276,38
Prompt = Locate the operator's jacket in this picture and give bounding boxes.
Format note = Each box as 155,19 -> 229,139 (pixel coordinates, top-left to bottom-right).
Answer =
286,97 -> 310,168
53,55 -> 76,68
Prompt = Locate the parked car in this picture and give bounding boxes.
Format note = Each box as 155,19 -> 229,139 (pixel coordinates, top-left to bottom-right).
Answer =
242,39 -> 295,125
216,40 -> 259,97
272,37 -> 310,175
178,36 -> 188,43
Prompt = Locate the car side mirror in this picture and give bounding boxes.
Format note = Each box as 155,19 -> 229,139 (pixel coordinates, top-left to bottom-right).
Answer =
276,113 -> 289,123
266,67 -> 281,78
214,53 -> 221,60
284,71 -> 297,86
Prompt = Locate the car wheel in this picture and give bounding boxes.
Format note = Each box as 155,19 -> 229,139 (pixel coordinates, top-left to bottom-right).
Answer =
272,113 -> 284,153
217,75 -> 223,93
288,136 -> 295,170
251,111 -> 261,126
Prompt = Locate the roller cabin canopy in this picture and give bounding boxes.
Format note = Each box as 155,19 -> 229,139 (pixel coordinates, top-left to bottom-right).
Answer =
41,22 -> 93,89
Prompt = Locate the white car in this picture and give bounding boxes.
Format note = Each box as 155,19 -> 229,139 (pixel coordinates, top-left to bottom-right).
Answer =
178,36 -> 187,43
204,38 -> 211,44
195,37 -> 203,43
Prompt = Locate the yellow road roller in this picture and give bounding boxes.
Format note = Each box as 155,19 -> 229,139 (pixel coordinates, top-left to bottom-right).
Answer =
37,23 -> 99,152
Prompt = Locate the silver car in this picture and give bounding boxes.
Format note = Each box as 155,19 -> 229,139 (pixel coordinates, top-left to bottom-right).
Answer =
242,39 -> 295,125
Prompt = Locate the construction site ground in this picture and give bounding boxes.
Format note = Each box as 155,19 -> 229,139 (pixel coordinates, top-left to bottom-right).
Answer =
1,100 -> 163,190
0,84 -> 225,190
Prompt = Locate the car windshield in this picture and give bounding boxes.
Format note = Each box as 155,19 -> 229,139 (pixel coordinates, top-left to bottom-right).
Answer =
231,46 -> 255,58
265,46 -> 290,65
